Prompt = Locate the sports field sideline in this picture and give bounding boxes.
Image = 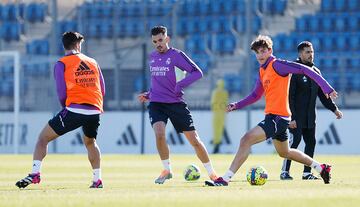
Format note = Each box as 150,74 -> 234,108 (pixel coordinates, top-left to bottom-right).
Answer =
1,154 -> 359,207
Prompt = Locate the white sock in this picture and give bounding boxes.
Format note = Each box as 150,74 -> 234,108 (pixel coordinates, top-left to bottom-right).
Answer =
32,160 -> 42,174
162,159 -> 172,172
310,161 -> 322,173
93,168 -> 101,182
222,170 -> 234,182
303,172 -> 311,176
203,161 -> 215,176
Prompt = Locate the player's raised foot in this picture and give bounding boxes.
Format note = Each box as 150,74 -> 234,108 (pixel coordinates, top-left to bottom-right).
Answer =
280,171 -> 293,180
302,173 -> 319,180
209,173 -> 218,181
155,170 -> 172,184
15,172 -> 41,189
90,179 -> 103,188
205,177 -> 228,186
320,164 -> 331,184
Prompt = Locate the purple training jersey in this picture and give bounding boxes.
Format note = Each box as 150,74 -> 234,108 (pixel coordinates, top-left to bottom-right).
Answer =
148,48 -> 203,103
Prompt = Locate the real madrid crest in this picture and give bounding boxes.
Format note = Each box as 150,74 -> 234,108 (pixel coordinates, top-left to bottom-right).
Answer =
166,58 -> 171,65
302,76 -> 307,82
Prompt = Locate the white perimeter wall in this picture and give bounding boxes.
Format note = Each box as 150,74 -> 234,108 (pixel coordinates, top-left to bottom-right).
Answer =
0,110 -> 358,154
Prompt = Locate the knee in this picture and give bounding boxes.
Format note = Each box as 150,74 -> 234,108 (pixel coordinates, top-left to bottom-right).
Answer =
37,136 -> 50,146
278,150 -> 290,158
84,138 -> 96,147
239,134 -> 252,147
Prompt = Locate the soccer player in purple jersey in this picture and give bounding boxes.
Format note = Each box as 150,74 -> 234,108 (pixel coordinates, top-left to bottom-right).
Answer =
138,26 -> 218,184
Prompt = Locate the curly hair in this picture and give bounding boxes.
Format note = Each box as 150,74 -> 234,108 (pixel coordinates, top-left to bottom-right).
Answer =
250,35 -> 273,51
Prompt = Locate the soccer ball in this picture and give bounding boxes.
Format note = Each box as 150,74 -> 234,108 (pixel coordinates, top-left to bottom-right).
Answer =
246,166 -> 268,185
183,164 -> 201,181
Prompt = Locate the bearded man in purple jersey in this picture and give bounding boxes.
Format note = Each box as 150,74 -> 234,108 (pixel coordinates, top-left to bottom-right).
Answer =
138,26 -> 218,184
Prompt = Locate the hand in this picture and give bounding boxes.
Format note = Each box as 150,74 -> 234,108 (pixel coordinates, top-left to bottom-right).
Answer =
289,120 -> 297,129
226,103 -> 237,112
175,90 -> 184,97
334,109 -> 343,119
326,90 -> 338,100
138,92 -> 149,103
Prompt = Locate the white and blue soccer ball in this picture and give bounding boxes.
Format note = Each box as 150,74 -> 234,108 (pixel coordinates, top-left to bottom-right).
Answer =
183,164 -> 201,181
246,166 -> 268,185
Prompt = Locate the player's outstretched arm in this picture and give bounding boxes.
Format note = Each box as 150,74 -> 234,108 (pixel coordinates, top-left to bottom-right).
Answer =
226,78 -> 264,113
273,60 -> 336,99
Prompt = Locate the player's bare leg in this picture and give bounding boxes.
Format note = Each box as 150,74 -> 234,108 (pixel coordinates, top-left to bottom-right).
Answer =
273,139 -> 313,166
228,126 -> 266,173
33,124 -> 59,161
153,121 -> 172,184
206,126 -> 266,186
183,130 -> 217,181
16,124 -> 58,189
83,136 -> 101,169
273,139 -> 331,184
84,136 -> 103,188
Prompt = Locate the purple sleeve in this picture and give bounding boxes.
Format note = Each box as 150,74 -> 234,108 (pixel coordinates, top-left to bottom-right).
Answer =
234,77 -> 264,110
273,59 -> 334,94
54,61 -> 66,107
97,64 -> 106,97
174,51 -> 203,93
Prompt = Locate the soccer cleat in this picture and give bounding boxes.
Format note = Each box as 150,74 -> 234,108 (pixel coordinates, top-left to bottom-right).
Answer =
90,179 -> 103,188
155,170 -> 173,184
15,172 -> 41,189
205,177 -> 228,186
302,173 -> 319,180
280,171 -> 293,180
320,164 -> 331,184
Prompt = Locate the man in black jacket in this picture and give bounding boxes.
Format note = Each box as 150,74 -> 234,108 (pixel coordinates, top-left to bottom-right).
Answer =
280,41 -> 343,180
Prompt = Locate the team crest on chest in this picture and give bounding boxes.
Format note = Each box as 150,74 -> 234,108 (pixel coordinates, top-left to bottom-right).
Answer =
303,76 -> 308,82
263,79 -> 270,90
166,58 -> 171,65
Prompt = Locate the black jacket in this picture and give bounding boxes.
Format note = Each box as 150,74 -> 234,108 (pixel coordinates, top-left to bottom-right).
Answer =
289,59 -> 338,128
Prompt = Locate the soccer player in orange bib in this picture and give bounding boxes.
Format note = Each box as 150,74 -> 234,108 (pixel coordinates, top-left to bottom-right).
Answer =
205,35 -> 336,186
16,32 -> 105,189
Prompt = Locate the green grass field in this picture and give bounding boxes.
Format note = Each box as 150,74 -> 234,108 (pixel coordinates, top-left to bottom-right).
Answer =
1,154 -> 359,207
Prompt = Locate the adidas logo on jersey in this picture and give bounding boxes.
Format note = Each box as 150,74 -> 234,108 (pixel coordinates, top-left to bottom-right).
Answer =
75,61 -> 95,76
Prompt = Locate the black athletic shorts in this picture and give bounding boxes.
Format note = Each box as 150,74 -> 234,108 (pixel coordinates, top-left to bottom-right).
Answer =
48,108 -> 100,138
258,114 -> 290,142
148,102 -> 195,133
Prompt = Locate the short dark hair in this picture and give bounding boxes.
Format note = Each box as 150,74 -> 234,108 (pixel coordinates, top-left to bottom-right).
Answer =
250,35 -> 273,51
151,26 -> 167,36
62,31 -> 84,50
297,41 -> 313,52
